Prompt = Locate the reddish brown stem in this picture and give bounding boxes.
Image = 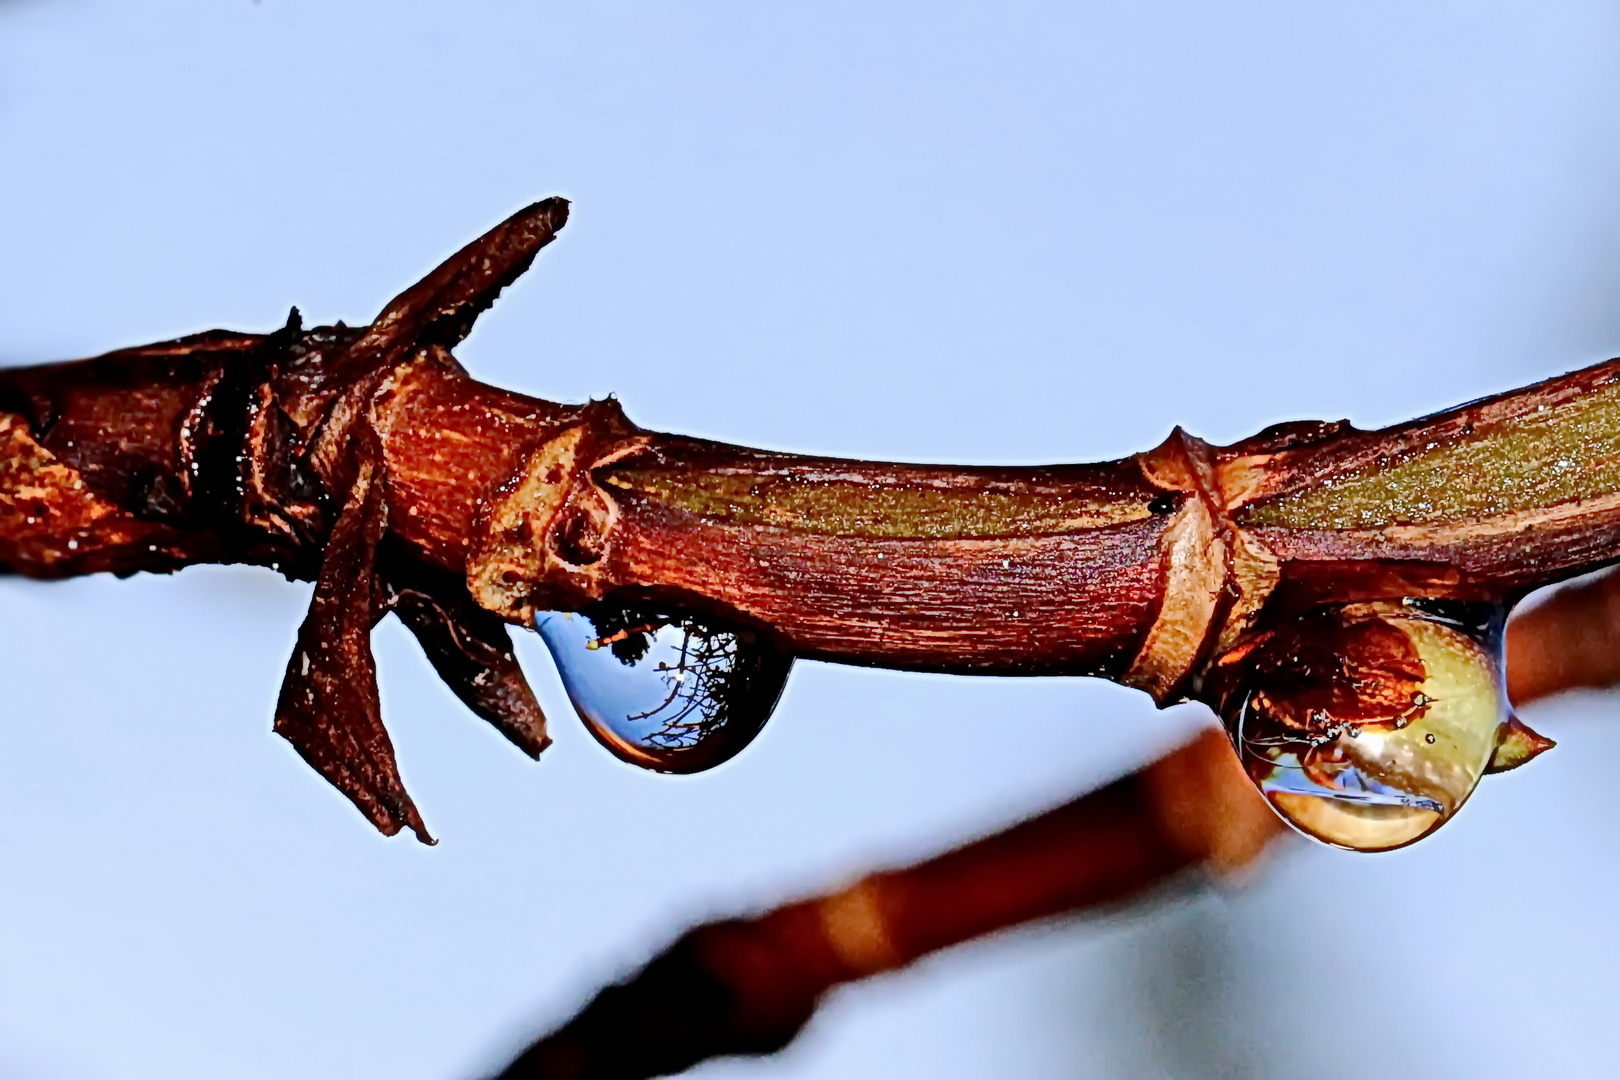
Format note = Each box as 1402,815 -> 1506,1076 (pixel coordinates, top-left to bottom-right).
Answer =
3,197 -> 1618,837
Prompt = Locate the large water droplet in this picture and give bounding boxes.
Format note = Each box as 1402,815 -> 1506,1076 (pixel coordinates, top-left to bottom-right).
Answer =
1212,599 -> 1520,852
536,607 -> 793,773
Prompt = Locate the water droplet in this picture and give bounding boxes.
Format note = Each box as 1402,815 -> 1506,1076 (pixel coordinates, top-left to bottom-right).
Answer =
1210,600 -> 1516,852
536,607 -> 793,773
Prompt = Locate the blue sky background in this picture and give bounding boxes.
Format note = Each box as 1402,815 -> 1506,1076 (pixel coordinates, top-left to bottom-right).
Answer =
5,3 -> 1620,1077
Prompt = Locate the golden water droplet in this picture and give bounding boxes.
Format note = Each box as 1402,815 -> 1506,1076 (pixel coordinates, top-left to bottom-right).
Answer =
1208,600 -> 1545,852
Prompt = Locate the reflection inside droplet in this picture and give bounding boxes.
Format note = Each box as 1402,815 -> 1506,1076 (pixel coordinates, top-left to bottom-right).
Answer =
1215,599 -> 1513,851
536,607 -> 793,773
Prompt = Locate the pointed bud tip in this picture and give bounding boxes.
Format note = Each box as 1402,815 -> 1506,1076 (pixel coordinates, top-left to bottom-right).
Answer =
1487,715 -> 1556,774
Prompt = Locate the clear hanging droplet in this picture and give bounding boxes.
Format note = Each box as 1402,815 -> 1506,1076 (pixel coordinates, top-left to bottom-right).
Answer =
1210,599 -> 1537,852
536,607 -> 793,773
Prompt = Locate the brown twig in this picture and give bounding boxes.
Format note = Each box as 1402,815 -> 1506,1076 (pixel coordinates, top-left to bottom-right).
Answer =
0,197 -> 1615,842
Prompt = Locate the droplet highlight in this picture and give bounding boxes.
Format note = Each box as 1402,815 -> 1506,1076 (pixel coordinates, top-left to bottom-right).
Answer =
1210,599 -> 1536,852
537,607 -> 793,773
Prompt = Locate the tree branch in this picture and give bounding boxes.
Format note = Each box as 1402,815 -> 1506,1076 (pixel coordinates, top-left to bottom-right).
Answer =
0,198 -> 1612,840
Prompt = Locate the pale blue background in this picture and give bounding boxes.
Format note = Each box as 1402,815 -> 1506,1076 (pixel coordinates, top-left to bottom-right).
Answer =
4,3 -> 1620,1077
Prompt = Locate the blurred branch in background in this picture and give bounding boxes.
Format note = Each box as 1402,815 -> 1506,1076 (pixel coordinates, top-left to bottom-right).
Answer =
494,730 -> 1282,1080
1507,567 -> 1620,703
495,568 -> 1620,1080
